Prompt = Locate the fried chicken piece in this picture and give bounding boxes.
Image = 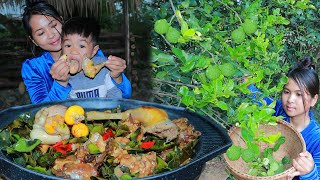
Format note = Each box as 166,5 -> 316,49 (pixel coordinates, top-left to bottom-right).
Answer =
118,152 -> 157,178
82,54 -> 105,78
86,106 -> 179,141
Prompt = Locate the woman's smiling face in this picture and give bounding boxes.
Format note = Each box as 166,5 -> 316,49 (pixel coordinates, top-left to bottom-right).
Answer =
281,78 -> 317,120
29,14 -> 62,52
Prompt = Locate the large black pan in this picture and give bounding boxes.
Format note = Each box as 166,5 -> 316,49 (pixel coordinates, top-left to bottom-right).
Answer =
0,99 -> 232,180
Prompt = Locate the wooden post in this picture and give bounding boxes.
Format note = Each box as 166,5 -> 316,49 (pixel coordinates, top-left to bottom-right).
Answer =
123,0 -> 131,81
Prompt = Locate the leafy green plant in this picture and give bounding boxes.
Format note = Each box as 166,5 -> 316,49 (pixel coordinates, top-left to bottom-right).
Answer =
148,0 -> 319,177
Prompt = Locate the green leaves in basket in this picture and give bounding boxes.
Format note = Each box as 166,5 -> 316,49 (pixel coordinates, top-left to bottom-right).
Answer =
256,132 -> 281,144
226,145 -> 241,161
247,142 -> 291,177
273,136 -> 285,151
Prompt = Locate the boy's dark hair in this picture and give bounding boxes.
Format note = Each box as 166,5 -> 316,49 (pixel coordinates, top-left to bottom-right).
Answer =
62,17 -> 101,45
22,0 -> 62,37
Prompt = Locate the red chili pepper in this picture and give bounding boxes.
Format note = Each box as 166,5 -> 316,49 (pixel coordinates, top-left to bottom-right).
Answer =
140,141 -> 156,149
102,129 -> 115,141
52,140 -> 73,155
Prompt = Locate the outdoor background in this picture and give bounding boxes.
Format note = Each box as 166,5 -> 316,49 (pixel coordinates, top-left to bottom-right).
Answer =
0,0 -> 319,179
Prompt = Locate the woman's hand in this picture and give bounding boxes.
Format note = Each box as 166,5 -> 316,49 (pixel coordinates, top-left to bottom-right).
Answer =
105,55 -> 126,84
288,151 -> 314,179
50,56 -> 70,87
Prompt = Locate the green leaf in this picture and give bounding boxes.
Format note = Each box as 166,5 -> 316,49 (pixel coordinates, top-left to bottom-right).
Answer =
181,21 -> 189,34
154,19 -> 170,35
172,48 -> 188,63
26,165 -> 51,175
200,40 -> 212,51
197,72 -> 207,83
196,56 -> 209,68
88,143 -> 101,154
165,27 -> 181,44
241,128 -> 253,143
257,132 -> 281,144
216,101 -> 228,111
13,138 -> 41,152
179,86 -> 189,96
181,0 -> 190,8
156,71 -> 167,79
203,4 -> 213,14
152,52 -> 175,65
155,156 -> 169,173
0,129 -> 11,148
183,29 -> 196,37
180,58 -> 196,73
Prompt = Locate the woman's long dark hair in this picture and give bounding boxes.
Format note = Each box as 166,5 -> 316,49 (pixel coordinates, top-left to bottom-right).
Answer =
22,0 -> 62,37
287,57 -> 319,104
22,1 -> 63,55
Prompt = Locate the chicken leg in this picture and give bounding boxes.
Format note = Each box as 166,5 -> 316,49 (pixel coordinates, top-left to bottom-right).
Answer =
82,54 -> 105,78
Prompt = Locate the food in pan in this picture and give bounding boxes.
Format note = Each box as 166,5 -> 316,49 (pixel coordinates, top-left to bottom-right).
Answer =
0,105 -> 201,180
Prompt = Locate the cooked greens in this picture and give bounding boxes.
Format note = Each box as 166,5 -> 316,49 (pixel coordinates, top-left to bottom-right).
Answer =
0,106 -> 201,179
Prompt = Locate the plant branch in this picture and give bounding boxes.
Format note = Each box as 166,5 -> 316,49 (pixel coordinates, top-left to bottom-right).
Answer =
152,78 -> 198,88
215,0 -> 242,23
200,108 -> 228,129
151,90 -> 180,99
160,34 -> 173,48
169,0 -> 181,25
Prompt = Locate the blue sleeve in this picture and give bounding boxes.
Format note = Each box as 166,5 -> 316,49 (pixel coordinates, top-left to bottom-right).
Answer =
111,73 -> 132,98
248,84 -> 274,105
21,59 -> 71,104
300,123 -> 320,180
96,49 -> 132,98
300,164 -> 319,179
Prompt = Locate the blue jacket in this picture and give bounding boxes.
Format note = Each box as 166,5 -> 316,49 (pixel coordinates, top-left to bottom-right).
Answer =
21,50 -> 132,104
249,84 -> 320,179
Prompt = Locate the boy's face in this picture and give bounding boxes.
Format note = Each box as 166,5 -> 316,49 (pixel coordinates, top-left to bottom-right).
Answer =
62,33 -> 99,73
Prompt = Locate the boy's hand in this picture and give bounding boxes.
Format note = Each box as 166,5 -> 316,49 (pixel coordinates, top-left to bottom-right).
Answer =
50,56 -> 70,87
288,151 -> 314,178
105,55 -> 126,83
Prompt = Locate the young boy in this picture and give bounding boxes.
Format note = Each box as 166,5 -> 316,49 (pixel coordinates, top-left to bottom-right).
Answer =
61,17 -> 127,99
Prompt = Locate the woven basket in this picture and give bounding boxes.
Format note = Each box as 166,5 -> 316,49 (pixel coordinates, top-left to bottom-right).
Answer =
223,120 -> 306,180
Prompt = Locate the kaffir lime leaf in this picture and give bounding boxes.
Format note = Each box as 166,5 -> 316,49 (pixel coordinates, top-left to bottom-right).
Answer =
165,27 -> 180,44
220,63 -> 236,77
154,19 -> 170,35
226,145 -> 241,161
242,19 -> 258,35
231,27 -> 245,44
205,64 -> 221,80
241,148 -> 255,163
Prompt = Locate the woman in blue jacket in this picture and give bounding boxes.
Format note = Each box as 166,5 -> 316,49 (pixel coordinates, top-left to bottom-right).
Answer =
249,57 -> 320,179
21,1 -> 131,104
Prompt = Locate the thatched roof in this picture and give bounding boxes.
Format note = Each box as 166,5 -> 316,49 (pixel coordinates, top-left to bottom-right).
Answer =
0,0 -> 142,18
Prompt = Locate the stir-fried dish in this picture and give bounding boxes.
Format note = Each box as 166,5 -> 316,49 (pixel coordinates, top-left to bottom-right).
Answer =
0,105 -> 201,180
